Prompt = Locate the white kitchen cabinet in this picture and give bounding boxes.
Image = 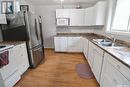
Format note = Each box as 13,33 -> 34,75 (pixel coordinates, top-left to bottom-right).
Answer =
87,41 -> 94,67
82,38 -> 89,59
67,37 -> 83,52
54,37 -> 61,52
56,1 -> 106,26
69,9 -> 85,26
54,37 -> 68,52
93,1 -> 107,25
100,53 -> 130,87
54,36 -> 83,52
56,9 -> 85,26
92,47 -> 104,83
56,9 -> 70,18
16,43 -> 29,75
85,7 -> 95,26
87,41 -> 104,83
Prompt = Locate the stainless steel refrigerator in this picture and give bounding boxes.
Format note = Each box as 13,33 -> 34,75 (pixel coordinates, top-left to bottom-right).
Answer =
2,11 -> 45,68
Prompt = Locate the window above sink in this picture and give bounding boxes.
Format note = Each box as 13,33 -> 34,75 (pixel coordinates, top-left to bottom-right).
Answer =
106,0 -> 130,36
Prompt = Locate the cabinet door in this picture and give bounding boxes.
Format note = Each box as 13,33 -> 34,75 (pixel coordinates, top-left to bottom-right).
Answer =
83,38 -> 89,59
92,50 -> 103,83
93,1 -> 107,25
17,43 -> 29,75
54,37 -> 61,52
67,37 -> 83,52
60,37 -> 68,52
85,7 -> 95,25
56,9 -> 70,18
100,55 -> 130,87
54,37 -> 68,52
88,42 -> 94,67
69,9 -> 85,26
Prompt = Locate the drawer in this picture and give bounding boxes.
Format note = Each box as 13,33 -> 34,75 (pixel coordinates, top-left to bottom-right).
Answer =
89,41 -> 104,55
4,70 -> 21,87
105,53 -> 130,81
93,45 -> 104,55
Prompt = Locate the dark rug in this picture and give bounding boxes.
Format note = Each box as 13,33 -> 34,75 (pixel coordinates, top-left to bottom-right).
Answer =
76,64 -> 94,79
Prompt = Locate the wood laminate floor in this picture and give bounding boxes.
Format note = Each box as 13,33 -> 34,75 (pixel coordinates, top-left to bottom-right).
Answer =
15,49 -> 99,87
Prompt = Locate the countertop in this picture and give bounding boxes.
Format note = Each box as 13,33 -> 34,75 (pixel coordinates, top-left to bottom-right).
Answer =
55,33 -> 130,68
0,41 -> 26,46
0,41 -> 26,52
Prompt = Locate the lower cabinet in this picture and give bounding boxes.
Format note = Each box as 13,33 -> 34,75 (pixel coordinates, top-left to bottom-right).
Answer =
54,36 -> 83,52
87,42 -> 94,67
54,37 -> 68,52
67,37 -> 83,52
54,36 -> 130,87
92,49 -> 104,83
88,41 -> 104,83
82,37 -> 89,59
100,53 -> 130,87
16,43 -> 29,75
0,43 -> 29,87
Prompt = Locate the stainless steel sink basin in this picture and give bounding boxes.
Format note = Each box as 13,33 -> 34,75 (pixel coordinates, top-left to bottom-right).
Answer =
93,39 -> 125,47
93,39 -> 112,46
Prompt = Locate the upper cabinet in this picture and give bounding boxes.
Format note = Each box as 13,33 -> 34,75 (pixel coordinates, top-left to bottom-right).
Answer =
85,7 -> 95,26
69,9 -> 85,26
93,1 -> 107,25
56,9 -> 70,18
56,1 -> 107,26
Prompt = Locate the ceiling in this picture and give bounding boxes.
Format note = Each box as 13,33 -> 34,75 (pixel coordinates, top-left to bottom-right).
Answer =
26,0 -> 104,5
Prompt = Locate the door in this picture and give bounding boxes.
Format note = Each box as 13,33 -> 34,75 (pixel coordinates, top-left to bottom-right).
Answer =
60,37 -> 68,52
38,16 -> 44,48
67,37 -> 82,52
69,9 -> 85,26
25,12 -> 40,49
30,45 -> 44,68
92,50 -> 103,82
85,7 -> 95,25
54,37 -> 61,52
88,42 -> 94,68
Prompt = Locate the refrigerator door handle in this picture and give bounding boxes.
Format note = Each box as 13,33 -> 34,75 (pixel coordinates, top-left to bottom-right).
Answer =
35,19 -> 39,40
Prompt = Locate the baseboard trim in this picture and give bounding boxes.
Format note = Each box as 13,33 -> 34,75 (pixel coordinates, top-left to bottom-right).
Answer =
44,48 -> 54,50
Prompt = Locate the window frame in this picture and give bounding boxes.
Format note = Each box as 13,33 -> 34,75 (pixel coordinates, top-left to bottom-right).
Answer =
107,0 -> 130,35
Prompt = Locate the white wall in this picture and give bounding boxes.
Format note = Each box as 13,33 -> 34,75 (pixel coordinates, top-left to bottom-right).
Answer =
34,5 -> 58,48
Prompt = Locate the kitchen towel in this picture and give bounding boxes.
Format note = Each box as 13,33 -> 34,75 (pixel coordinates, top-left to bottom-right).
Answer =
0,51 -> 9,68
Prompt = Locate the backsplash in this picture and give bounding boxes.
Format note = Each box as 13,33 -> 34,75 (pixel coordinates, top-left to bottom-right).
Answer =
56,26 -> 104,33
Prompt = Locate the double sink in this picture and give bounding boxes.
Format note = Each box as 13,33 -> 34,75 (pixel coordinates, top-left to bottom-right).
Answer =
93,39 -> 125,48
93,39 -> 130,59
